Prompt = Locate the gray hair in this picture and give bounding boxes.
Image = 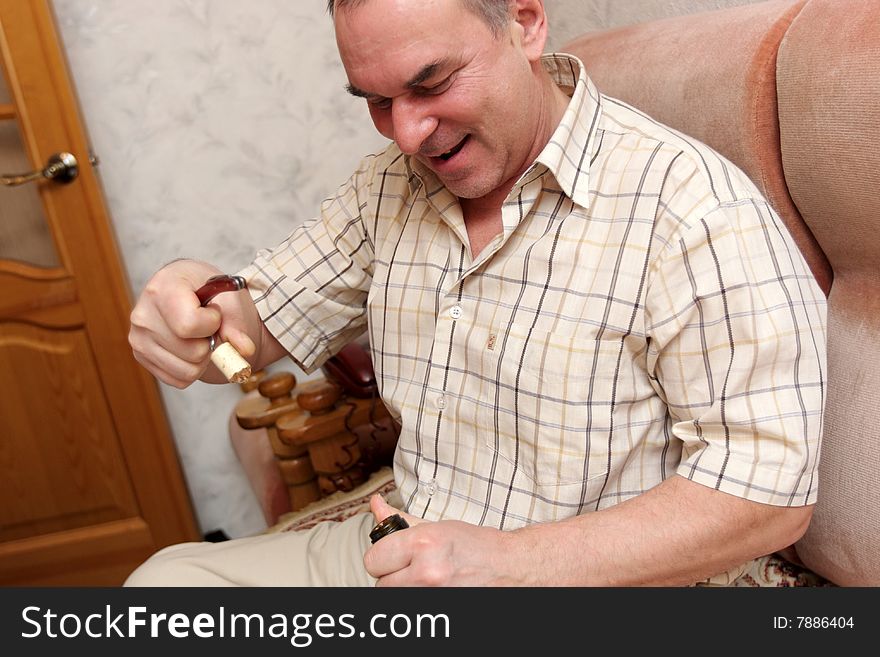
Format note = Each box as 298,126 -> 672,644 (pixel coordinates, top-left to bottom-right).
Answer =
326,0 -> 513,37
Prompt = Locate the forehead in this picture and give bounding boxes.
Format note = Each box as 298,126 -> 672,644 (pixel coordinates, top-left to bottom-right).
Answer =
334,0 -> 491,91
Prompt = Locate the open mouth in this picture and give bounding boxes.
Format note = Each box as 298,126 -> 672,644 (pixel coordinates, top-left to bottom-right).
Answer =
437,135 -> 469,161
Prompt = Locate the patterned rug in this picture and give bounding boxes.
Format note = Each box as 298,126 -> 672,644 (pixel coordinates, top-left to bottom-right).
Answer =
728,553 -> 834,587
269,467 -> 396,534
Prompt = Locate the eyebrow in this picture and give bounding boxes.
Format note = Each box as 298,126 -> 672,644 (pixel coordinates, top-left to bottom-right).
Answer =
345,59 -> 449,99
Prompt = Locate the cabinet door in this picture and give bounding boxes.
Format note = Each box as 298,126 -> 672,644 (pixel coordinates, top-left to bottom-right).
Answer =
0,0 -> 199,585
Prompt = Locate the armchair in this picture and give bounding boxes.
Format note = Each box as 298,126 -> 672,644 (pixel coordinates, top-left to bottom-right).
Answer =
563,0 -> 879,585
232,0 -> 878,586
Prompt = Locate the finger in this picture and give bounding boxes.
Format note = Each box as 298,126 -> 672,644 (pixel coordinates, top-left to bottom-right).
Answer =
375,566 -> 423,588
131,292 -> 217,362
133,341 -> 209,387
132,354 -> 193,389
139,275 -> 221,341
219,325 -> 256,359
161,299 -> 221,340
363,532 -> 413,579
130,322 -> 211,366
369,494 -> 422,527
153,329 -> 213,365
210,287 -> 260,358
150,367 -> 198,390
369,493 -> 396,523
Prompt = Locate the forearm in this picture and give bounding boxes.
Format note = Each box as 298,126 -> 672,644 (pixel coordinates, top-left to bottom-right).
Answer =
507,475 -> 813,586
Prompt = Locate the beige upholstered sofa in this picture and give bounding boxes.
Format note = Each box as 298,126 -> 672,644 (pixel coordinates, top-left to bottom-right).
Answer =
233,0 -> 879,586
565,0 -> 878,586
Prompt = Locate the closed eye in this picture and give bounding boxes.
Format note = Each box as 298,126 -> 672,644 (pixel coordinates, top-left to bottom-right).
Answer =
416,75 -> 455,96
368,96 -> 392,110
367,76 -> 453,111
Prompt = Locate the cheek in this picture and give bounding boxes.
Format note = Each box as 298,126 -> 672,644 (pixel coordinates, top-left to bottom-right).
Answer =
369,107 -> 394,140
445,78 -> 506,129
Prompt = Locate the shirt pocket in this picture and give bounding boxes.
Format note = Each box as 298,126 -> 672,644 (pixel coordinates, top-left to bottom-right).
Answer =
477,323 -> 611,488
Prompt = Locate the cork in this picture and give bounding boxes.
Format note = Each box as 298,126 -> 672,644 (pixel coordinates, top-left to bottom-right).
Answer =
210,341 -> 252,384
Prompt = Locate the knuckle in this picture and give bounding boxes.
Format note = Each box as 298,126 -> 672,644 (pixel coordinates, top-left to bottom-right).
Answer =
419,564 -> 448,587
182,307 -> 220,339
362,550 -> 377,575
173,312 -> 200,337
179,360 -> 204,383
142,280 -> 164,302
129,306 -> 148,329
191,338 -> 211,361
162,364 -> 200,389
131,351 -> 147,369
128,328 -> 147,353
167,377 -> 189,390
412,531 -> 438,551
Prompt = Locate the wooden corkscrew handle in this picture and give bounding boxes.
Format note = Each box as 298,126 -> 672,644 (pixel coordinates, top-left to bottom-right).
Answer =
196,274 -> 252,384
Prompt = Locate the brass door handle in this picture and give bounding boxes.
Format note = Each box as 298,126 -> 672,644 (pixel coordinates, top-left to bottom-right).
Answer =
1,151 -> 78,187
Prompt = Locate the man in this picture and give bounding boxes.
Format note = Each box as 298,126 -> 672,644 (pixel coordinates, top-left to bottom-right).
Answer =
127,0 -> 826,586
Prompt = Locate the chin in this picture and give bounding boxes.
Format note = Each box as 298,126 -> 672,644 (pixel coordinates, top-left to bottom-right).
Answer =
441,176 -> 498,201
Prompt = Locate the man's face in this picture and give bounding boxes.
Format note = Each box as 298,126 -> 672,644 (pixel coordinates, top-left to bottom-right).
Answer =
335,0 -> 542,201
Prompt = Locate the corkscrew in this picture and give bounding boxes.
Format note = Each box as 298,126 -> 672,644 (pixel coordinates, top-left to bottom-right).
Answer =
195,274 -> 252,383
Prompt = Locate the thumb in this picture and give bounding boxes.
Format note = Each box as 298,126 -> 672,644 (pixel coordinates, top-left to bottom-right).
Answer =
369,494 -> 422,528
212,295 -> 257,358
222,327 -> 256,358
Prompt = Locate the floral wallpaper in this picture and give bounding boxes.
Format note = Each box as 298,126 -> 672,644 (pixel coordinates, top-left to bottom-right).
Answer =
52,0 -> 770,538
53,0 -> 387,538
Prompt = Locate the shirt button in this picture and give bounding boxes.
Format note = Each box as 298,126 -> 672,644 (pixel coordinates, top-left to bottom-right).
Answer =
449,305 -> 463,320
436,395 -> 447,410
423,479 -> 437,497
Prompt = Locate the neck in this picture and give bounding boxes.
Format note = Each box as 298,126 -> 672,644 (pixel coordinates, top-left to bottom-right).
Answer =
460,70 -> 570,258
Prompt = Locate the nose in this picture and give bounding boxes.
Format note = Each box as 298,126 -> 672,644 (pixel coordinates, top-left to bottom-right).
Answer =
390,97 -> 438,156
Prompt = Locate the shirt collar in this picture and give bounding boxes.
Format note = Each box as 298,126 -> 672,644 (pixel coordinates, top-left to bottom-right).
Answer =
534,53 -> 601,209
405,53 -> 601,210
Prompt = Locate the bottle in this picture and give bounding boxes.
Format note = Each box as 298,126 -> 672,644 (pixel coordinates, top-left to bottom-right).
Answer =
369,514 -> 409,543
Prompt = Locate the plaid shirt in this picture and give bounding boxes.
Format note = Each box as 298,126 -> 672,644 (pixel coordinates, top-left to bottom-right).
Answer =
240,54 -> 826,532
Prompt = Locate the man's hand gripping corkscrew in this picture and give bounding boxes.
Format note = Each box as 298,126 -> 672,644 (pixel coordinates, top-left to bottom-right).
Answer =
195,274 -> 252,383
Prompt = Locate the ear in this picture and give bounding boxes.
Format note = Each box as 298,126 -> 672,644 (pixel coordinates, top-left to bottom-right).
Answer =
511,0 -> 549,61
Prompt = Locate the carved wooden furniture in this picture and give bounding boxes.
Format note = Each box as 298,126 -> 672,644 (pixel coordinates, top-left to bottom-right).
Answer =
234,365 -> 396,520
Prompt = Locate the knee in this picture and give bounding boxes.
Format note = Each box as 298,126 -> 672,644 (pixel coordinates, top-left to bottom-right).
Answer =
123,543 -> 207,587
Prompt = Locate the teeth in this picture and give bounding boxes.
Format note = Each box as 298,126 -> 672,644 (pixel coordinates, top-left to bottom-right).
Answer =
438,137 -> 466,161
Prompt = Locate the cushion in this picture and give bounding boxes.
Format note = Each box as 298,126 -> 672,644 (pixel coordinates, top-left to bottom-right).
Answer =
777,0 -> 880,586
562,0 -> 832,292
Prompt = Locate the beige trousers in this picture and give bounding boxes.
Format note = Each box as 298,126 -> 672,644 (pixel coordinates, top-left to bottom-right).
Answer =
124,511 -> 377,587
